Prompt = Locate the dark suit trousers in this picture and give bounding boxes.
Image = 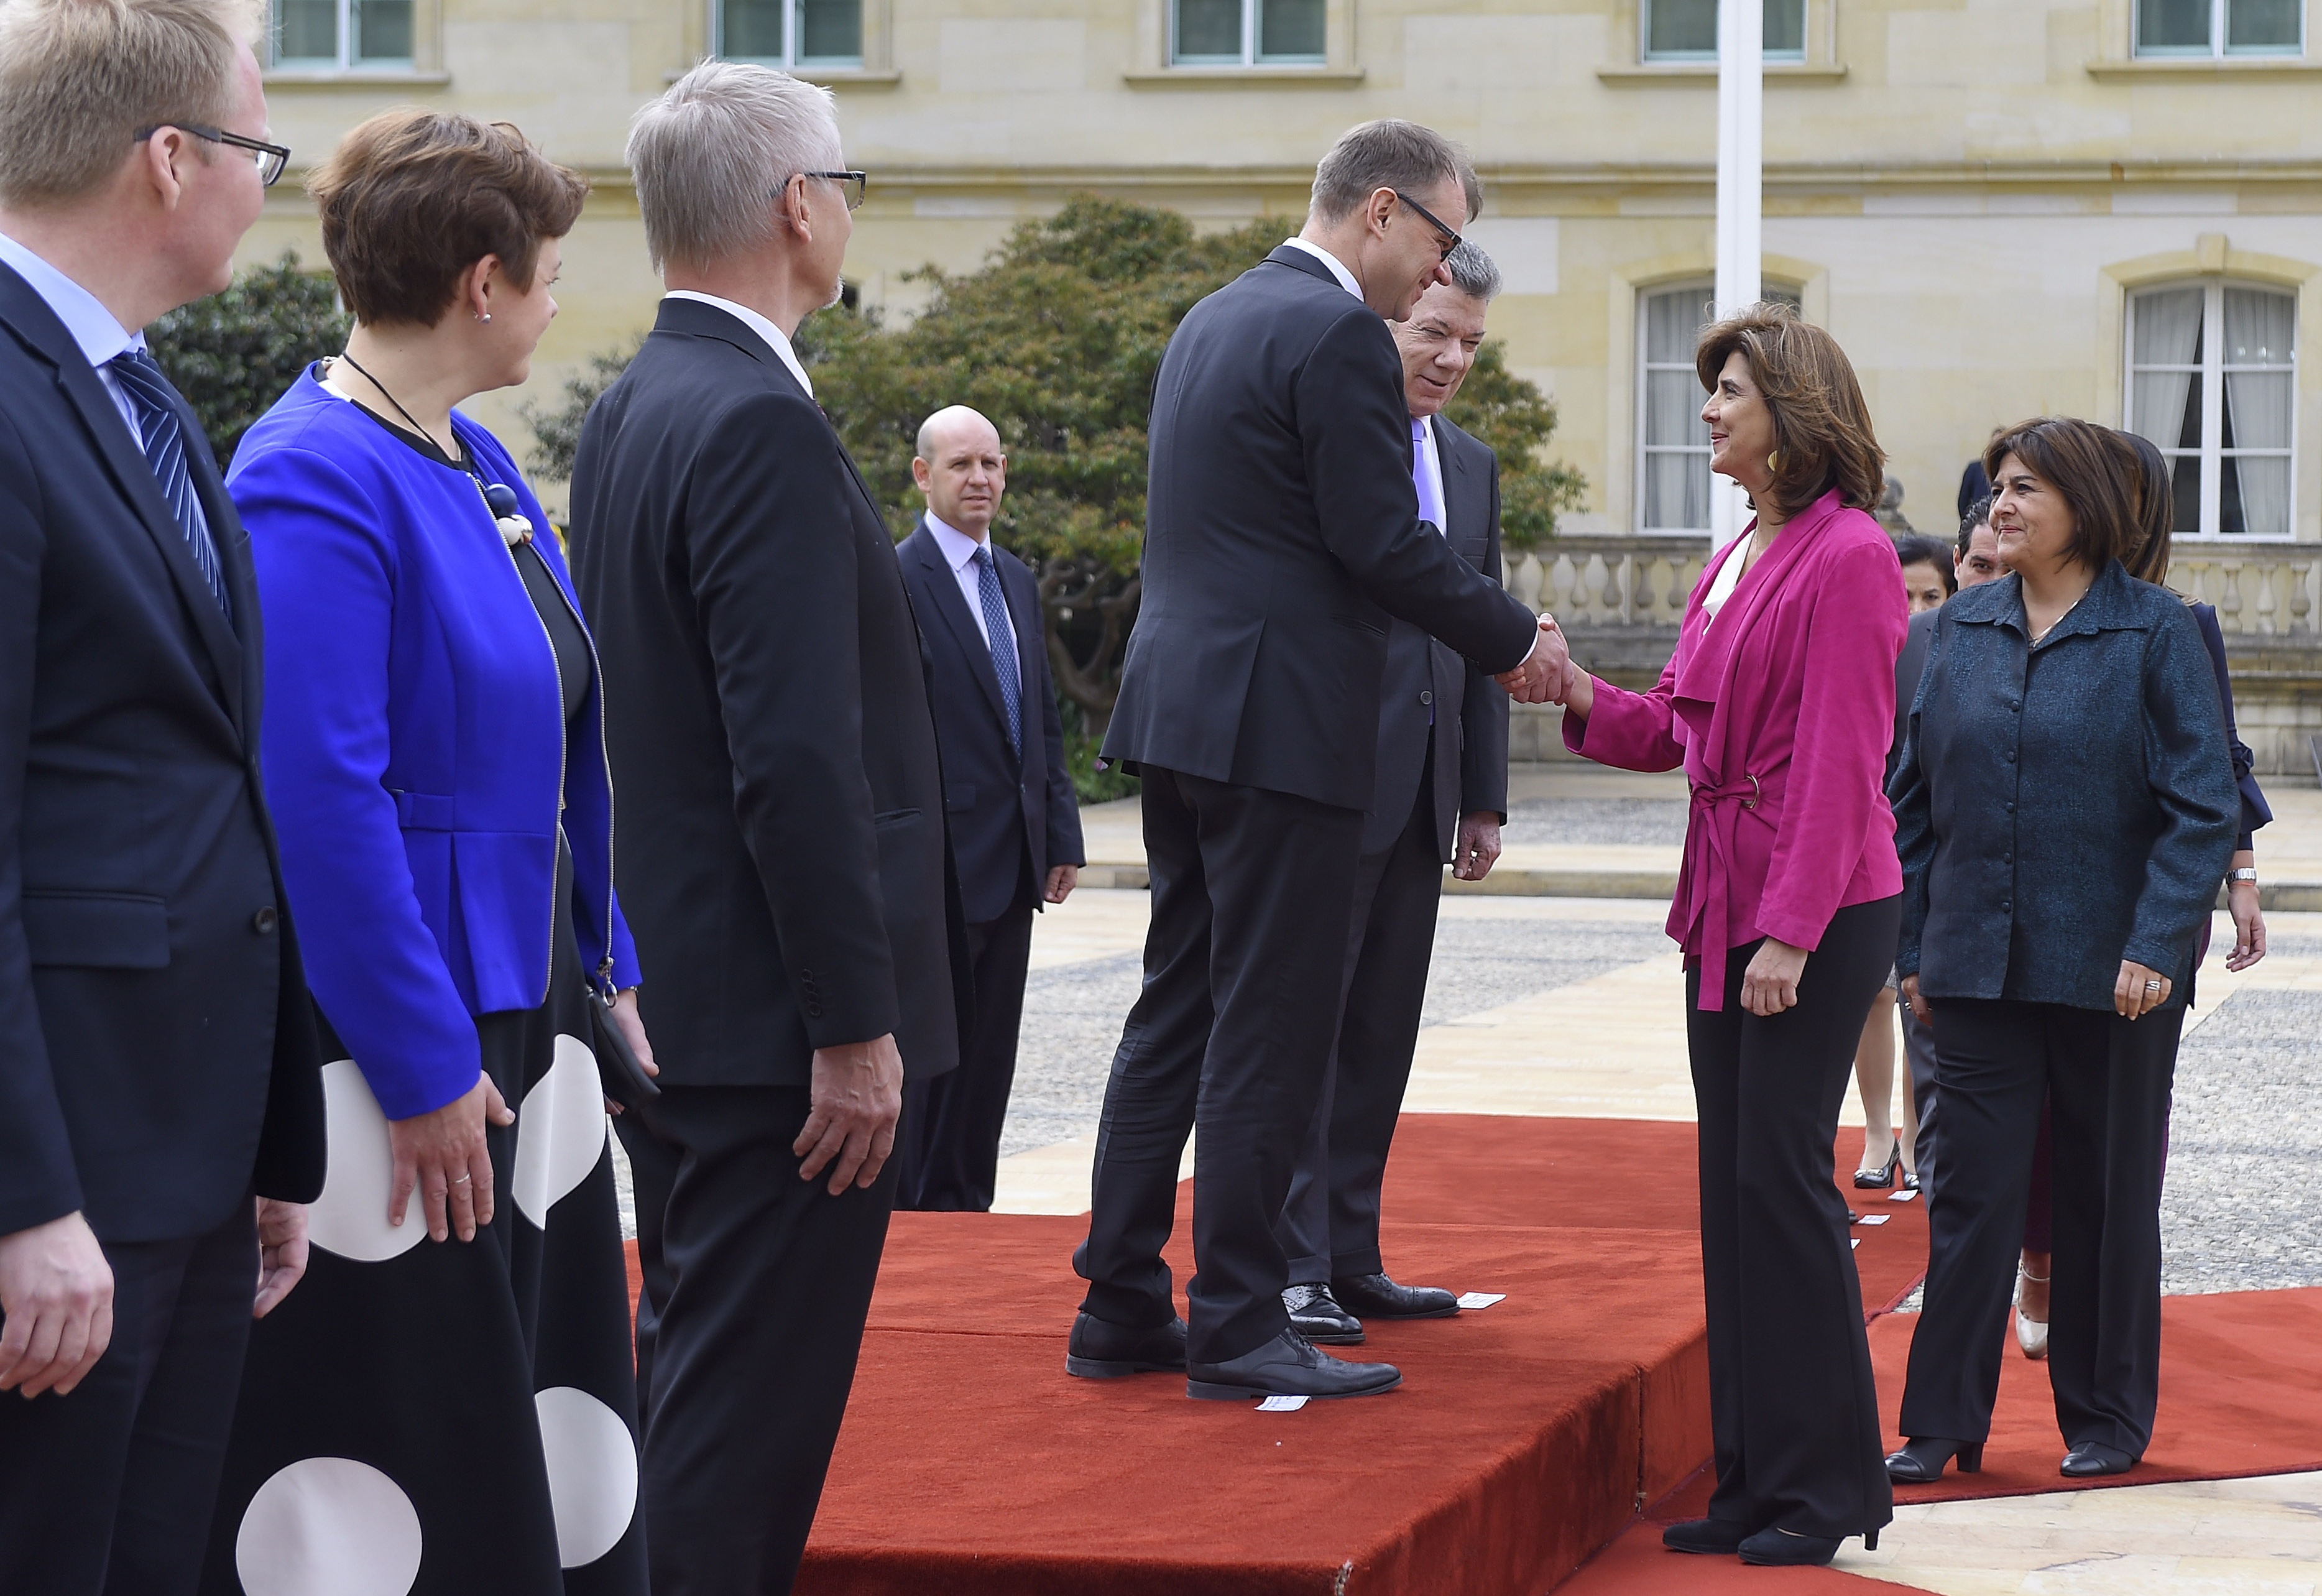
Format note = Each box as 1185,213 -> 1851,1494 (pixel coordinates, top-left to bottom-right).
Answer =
1074,766 -> 1363,1364
627,1084 -> 898,1596
1902,994 -> 1940,1201
0,1199 -> 255,1596
898,890 -> 1036,1212
1899,998 -> 2180,1459
1280,763 -> 1441,1285
1687,897 -> 1898,1540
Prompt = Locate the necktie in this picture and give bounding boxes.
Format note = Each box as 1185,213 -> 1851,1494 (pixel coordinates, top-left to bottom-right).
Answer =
109,349 -> 231,620
1412,415 -> 1445,533
973,545 -> 1022,757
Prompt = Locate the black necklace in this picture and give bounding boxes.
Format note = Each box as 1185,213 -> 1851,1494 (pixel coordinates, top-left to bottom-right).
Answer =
334,351 -> 461,462
333,353 -> 532,543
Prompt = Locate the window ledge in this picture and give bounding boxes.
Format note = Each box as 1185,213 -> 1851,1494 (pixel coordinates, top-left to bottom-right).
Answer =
264,68 -> 451,87
670,65 -> 897,86
1597,62 -> 1847,85
1122,67 -> 1366,87
2087,56 -> 2318,80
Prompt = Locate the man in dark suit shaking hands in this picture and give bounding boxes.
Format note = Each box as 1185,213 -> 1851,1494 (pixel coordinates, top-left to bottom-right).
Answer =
1072,121 -> 1567,1402
569,63 -> 957,1594
0,2 -> 324,1588
896,406 -> 1085,1212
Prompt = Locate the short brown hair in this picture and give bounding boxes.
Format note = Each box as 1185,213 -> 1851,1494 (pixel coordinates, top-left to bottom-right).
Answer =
0,0 -> 257,205
1694,302 -> 1886,522
2108,427 -> 2175,584
310,109 -> 587,327
1983,418 -> 2140,572
1311,119 -> 1482,228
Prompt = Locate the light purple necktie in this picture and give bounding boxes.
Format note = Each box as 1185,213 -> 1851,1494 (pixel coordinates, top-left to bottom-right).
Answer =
1412,415 -> 1444,532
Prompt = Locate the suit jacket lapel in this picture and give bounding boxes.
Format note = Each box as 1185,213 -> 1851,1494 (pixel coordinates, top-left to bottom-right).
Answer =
910,522 -> 1015,740
1432,417 -> 1486,557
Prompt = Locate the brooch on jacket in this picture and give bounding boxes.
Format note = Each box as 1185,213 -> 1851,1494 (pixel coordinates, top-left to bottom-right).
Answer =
481,481 -> 535,547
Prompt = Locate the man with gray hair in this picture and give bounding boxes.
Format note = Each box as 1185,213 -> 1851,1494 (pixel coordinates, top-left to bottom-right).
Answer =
0,0 -> 324,1588
569,61 -> 956,1594
1279,241 -> 1520,1345
1073,121 -> 1567,1402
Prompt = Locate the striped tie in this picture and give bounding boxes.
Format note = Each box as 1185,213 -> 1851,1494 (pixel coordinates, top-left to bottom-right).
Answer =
972,545 -> 1021,757
108,349 -> 231,620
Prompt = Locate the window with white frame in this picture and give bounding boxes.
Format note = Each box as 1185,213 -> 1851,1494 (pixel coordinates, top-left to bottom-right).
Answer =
1642,0 -> 1805,62
1636,281 -> 1802,532
1172,0 -> 1324,65
2126,281 -> 2297,538
2134,0 -> 2301,56
719,0 -> 862,67
272,0 -> 411,68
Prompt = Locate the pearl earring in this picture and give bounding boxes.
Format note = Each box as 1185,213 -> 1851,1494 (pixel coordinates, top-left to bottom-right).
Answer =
476,311 -> 492,323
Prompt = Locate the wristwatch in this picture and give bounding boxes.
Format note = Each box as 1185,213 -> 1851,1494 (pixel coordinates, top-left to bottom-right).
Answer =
2228,867 -> 2259,885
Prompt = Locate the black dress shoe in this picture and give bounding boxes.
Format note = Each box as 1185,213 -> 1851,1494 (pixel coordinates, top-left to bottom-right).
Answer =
2060,1441 -> 2136,1477
1186,1329 -> 1401,1401
1332,1272 -> 1458,1319
1886,1437 -> 1983,1483
1661,1518 -> 1749,1555
1283,1283 -> 1365,1345
1738,1527 -> 1877,1565
1066,1312 -> 1187,1378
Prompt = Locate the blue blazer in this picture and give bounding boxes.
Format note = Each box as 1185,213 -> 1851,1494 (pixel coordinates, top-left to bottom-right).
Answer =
231,369 -> 638,1119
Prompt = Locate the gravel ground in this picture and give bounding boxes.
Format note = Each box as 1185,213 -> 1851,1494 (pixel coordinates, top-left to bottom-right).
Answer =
1501,795 -> 1688,848
2162,985 -> 2322,1294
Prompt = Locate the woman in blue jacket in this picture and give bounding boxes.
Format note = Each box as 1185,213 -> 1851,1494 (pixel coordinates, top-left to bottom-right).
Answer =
203,113 -> 651,1595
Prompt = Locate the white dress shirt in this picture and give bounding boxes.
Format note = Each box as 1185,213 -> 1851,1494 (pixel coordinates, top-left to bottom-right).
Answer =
0,228 -> 144,440
1281,236 -> 1363,300
927,511 -> 1018,658
1701,537 -> 1748,625
663,289 -> 814,398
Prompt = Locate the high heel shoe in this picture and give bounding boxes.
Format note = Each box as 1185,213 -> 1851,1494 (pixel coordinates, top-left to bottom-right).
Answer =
2016,1266 -> 2050,1361
1853,1137 -> 1902,1189
1736,1527 -> 1880,1566
1884,1437 -> 1983,1483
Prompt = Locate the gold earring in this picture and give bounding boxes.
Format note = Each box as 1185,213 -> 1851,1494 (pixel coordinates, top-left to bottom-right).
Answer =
1767,448 -> 1786,474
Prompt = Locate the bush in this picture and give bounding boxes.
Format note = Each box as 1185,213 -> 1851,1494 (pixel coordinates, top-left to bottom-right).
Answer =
147,251 -> 348,466
520,337 -> 646,486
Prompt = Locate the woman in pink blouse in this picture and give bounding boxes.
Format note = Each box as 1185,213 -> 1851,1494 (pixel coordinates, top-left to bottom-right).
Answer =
1557,303 -> 1905,1568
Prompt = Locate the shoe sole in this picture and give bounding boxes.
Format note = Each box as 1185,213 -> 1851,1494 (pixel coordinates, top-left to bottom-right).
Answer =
1184,1372 -> 1404,1401
1289,1326 -> 1367,1345
1066,1354 -> 1186,1379
1343,1303 -> 1459,1321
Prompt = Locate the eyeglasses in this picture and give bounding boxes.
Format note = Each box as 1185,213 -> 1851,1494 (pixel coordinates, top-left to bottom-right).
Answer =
786,170 -> 868,211
1391,189 -> 1462,262
135,122 -> 291,188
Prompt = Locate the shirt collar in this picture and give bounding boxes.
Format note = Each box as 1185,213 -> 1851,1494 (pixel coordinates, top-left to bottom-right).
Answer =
926,510 -> 988,572
662,289 -> 813,398
1281,237 -> 1363,301
0,228 -> 142,369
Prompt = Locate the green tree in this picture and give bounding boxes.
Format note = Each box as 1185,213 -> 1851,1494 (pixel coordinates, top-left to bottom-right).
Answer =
147,251 -> 349,465
1441,341 -> 1590,554
520,337 -> 645,484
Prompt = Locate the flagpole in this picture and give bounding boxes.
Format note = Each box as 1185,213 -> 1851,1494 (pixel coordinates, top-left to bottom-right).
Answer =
1710,0 -> 1762,549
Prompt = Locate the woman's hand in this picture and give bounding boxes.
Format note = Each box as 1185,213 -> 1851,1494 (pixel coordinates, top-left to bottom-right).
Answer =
387,1074 -> 514,1242
1741,937 -> 1810,1017
2226,869 -> 2267,972
2114,960 -> 2172,1021
1899,973 -> 1932,1026
253,1199 -> 309,1317
1558,661 -> 1595,720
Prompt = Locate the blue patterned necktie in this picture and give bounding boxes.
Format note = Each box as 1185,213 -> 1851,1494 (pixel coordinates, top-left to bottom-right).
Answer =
109,349 -> 231,620
972,545 -> 1022,757
1412,415 -> 1445,533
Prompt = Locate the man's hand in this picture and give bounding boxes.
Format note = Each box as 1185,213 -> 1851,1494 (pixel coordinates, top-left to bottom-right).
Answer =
1044,864 -> 1079,905
795,1034 -> 905,1195
602,987 -> 661,1116
387,1073 -> 514,1243
1900,973 -> 1932,1026
254,1199 -> 309,1318
1494,614 -> 1570,705
2115,959 -> 2172,1020
0,1211 -> 113,1398
1452,812 -> 1502,882
1739,937 -> 1810,1017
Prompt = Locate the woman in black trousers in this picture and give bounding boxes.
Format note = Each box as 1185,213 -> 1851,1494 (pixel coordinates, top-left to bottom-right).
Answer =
1888,417 -> 2236,1483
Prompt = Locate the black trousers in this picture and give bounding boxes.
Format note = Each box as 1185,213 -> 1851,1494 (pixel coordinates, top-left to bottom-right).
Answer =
0,1198 -> 255,1596
1899,997 -> 2181,1459
1074,765 -> 1365,1364
1279,767 -> 1442,1285
624,1083 -> 898,1595
896,892 -> 1036,1212
1687,895 -> 1898,1539
1902,994 -> 1940,1201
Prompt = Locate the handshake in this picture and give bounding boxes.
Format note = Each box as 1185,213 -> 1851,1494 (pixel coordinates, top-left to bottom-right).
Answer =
1493,613 -> 1576,706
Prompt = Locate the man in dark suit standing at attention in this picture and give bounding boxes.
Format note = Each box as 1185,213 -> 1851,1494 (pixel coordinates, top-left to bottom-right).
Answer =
895,405 -> 1084,1212
0,3 -> 325,1589
569,62 -> 957,1594
1072,120 -> 1567,1403
1280,241 -> 1518,1345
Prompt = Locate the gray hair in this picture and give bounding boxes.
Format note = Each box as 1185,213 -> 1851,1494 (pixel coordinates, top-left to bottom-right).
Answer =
0,0 -> 257,206
1309,119 -> 1481,231
1442,240 -> 1501,303
627,59 -> 844,272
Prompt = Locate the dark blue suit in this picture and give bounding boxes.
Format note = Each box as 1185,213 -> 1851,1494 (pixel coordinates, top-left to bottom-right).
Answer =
893,517 -> 1083,1209
0,260 -> 323,1594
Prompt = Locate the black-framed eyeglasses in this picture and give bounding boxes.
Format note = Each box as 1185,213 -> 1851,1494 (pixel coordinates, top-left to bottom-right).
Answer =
135,122 -> 291,187
1391,188 -> 1462,262
781,170 -> 868,211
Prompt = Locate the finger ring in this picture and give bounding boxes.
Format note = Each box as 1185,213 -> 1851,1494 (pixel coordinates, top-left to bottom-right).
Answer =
2144,979 -> 2162,992
453,1173 -> 472,1184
